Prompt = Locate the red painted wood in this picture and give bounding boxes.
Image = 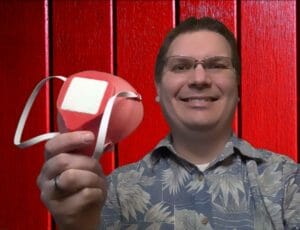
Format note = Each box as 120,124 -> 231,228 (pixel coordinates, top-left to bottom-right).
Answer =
116,0 -> 174,166
240,1 -> 298,161
179,0 -> 239,134
1,2 -> 298,229
0,1 -> 50,229
179,0 -> 237,32
51,0 -> 115,174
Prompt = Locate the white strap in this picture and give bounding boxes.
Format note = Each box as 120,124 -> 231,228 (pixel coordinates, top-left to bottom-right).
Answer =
14,75 -> 141,160
92,91 -> 142,160
14,76 -> 66,148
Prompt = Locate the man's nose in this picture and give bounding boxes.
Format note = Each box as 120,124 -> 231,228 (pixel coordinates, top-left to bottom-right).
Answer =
188,63 -> 212,86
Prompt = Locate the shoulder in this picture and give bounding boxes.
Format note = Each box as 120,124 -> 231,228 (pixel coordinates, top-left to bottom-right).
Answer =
257,148 -> 296,166
231,136 -> 299,185
234,136 -> 297,167
235,137 -> 299,180
255,147 -> 298,174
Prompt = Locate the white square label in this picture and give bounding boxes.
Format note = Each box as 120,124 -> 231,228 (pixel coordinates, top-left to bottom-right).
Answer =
61,77 -> 108,114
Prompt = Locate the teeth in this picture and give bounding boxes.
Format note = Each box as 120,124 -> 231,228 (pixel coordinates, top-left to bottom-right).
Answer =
187,98 -> 212,102
181,96 -> 218,102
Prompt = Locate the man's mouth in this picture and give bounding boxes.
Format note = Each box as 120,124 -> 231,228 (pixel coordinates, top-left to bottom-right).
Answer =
181,96 -> 218,102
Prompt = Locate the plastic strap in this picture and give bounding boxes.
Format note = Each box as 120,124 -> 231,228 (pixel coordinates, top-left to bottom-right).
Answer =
14,76 -> 66,148
92,91 -> 142,160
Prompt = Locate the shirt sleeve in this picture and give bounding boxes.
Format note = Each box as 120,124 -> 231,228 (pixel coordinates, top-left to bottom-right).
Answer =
283,161 -> 300,228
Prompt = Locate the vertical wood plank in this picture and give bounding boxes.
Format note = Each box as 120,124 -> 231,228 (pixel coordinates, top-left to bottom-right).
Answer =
51,0 -> 115,174
0,1 -> 297,229
0,1 -> 50,229
116,0 -> 174,166
179,0 -> 237,32
240,1 -> 298,161
179,0 -> 239,133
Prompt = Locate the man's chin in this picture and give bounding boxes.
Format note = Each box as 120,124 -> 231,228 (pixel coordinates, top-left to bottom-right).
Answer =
183,121 -> 219,132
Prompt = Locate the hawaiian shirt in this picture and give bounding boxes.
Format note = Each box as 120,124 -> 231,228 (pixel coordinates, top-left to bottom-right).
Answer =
100,135 -> 300,229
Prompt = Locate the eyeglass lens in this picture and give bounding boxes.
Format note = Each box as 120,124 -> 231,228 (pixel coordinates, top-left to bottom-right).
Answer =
165,56 -> 233,73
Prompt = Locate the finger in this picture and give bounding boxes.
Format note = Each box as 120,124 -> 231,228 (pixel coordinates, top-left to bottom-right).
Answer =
44,131 -> 95,159
39,169 -> 107,203
40,153 -> 104,181
37,153 -> 104,193
50,187 -> 106,223
54,169 -> 107,195
62,187 -> 106,211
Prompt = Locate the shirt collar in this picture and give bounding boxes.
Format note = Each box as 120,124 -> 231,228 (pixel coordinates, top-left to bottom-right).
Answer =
152,133 -> 265,165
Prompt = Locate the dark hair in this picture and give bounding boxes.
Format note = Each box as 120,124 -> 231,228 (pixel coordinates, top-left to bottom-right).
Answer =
154,17 -> 241,83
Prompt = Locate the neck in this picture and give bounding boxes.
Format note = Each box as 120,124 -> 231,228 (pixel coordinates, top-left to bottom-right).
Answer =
171,127 -> 232,164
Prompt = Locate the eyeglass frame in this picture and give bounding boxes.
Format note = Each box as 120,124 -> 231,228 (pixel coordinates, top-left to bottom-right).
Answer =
163,55 -> 236,75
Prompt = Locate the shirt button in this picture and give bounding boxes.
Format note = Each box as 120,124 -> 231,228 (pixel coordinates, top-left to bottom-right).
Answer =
201,217 -> 209,225
197,174 -> 204,181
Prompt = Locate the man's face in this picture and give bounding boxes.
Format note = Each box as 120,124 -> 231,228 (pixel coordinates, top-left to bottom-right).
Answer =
156,30 -> 238,133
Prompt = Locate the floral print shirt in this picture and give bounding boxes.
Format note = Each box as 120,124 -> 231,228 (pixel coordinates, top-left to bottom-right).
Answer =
100,135 -> 300,229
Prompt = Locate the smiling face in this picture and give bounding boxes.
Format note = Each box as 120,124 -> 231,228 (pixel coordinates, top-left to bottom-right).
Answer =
156,30 -> 238,135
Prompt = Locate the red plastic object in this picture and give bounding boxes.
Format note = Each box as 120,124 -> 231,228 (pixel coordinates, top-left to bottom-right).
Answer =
57,71 -> 143,155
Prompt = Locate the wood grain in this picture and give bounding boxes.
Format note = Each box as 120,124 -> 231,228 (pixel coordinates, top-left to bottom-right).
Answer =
116,0 -> 174,166
0,1 -> 50,229
51,0 -> 115,174
240,1 -> 298,161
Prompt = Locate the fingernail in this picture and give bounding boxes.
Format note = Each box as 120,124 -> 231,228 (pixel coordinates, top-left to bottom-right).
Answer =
82,132 -> 94,144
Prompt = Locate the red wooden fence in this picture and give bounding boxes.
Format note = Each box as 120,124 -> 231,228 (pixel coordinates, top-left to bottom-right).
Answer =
0,0 -> 298,229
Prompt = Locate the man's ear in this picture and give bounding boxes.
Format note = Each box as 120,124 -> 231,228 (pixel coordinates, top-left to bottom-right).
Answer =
155,82 -> 160,102
155,95 -> 160,102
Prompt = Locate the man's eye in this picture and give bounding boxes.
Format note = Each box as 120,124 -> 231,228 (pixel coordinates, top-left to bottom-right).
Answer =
171,62 -> 192,72
204,61 -> 229,69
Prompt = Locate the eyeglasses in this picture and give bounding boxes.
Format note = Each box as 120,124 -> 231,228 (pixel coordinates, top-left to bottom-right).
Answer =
164,56 -> 235,74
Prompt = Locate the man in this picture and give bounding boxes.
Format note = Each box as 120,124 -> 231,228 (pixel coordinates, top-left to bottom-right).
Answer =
37,17 -> 300,229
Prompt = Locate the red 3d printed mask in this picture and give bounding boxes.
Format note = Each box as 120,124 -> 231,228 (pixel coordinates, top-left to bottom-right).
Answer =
14,71 -> 143,159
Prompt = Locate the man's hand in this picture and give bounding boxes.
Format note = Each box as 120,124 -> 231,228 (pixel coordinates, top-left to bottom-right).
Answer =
37,131 -> 107,230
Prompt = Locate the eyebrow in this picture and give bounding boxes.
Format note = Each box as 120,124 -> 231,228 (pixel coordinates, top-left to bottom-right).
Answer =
165,55 -> 232,61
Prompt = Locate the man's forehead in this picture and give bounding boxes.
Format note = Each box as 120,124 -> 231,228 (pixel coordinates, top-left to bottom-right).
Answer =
167,31 -> 232,58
